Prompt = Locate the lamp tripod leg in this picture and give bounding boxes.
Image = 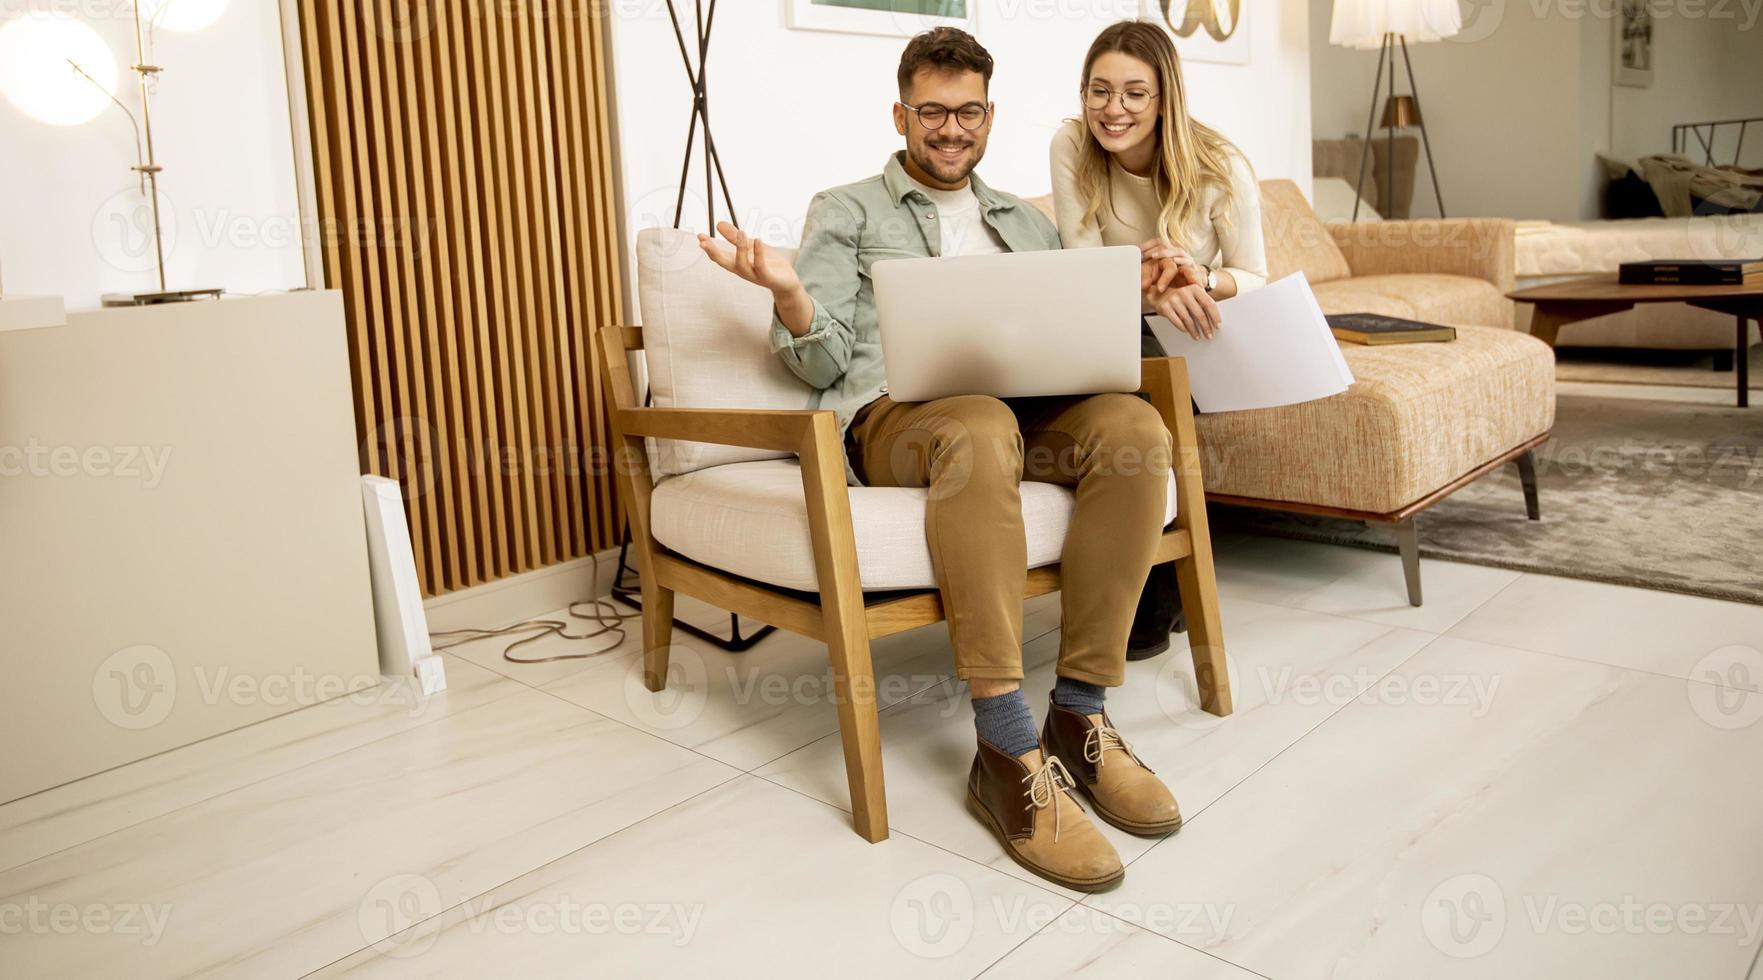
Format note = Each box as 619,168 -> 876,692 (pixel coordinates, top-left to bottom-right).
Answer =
1351,35 -> 1390,223
1399,36 -> 1446,218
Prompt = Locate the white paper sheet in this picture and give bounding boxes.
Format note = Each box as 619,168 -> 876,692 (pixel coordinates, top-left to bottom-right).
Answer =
1145,271 -> 1355,413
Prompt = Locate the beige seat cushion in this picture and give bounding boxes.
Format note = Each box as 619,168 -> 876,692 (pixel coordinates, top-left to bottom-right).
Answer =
1197,325 -> 1555,515
649,459 -> 1178,592
1311,273 -> 1511,330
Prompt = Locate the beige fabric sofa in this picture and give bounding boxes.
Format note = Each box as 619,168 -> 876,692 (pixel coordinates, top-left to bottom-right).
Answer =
1028,179 -> 1553,605
1128,180 -> 1552,605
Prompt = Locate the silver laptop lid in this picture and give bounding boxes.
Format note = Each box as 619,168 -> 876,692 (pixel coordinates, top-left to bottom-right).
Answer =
872,246 -> 1142,402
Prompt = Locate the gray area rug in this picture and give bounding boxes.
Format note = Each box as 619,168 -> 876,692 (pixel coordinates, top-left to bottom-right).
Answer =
1214,394 -> 1763,605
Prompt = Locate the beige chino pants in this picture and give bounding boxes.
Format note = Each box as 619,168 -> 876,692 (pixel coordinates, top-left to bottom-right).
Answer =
846,392 -> 1172,687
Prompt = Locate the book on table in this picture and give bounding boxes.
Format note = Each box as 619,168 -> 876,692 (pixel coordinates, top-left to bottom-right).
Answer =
1617,258 -> 1763,286
1325,313 -> 1457,345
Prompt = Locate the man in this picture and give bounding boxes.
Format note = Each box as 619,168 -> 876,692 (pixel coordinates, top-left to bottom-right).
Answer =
699,28 -> 1184,892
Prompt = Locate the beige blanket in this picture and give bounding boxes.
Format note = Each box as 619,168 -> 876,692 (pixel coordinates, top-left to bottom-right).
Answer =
1638,154 -> 1763,217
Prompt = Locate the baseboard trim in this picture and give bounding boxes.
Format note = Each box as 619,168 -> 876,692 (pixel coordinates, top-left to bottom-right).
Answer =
422,547 -> 625,633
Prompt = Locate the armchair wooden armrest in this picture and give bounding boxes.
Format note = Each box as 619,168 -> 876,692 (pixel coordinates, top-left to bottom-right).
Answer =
617,406 -> 831,454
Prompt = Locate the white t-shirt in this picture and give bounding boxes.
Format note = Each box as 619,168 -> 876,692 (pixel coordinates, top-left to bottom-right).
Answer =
908,175 -> 1007,258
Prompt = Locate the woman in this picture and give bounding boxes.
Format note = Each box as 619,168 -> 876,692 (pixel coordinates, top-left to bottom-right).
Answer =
1050,19 -> 1268,343
1050,20 -> 1270,657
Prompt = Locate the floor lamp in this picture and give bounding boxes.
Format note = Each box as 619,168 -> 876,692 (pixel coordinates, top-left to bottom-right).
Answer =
1330,0 -> 1460,221
0,4 -> 227,306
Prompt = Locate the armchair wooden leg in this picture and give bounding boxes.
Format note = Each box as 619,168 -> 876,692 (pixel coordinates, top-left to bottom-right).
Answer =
1176,544 -> 1232,717
799,414 -> 889,843
1150,355 -> 1233,718
641,579 -> 675,693
824,605 -> 887,843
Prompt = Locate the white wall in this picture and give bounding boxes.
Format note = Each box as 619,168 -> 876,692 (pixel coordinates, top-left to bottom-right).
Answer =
607,0 -> 1312,256
1611,9 -> 1763,168
1310,0 -> 1763,222
0,4 -> 305,309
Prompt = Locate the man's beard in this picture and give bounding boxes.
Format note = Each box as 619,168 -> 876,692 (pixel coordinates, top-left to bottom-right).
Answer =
910,137 -> 980,185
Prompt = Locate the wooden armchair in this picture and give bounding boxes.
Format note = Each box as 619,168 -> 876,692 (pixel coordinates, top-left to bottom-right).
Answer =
597,323 -> 1232,844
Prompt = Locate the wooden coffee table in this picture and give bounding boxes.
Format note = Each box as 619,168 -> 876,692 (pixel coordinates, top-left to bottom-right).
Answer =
1508,274 -> 1762,407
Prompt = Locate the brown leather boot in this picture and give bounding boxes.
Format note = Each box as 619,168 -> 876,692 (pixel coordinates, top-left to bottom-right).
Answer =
1041,699 -> 1182,836
966,739 -> 1124,892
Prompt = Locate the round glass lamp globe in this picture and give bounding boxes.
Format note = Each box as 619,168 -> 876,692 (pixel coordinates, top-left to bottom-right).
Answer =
137,0 -> 230,33
0,13 -> 119,127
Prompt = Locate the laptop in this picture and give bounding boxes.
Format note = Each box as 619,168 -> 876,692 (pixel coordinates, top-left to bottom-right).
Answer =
871,246 -> 1142,402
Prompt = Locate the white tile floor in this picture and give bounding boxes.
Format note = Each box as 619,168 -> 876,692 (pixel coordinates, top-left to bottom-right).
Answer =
3,534 -> 1761,979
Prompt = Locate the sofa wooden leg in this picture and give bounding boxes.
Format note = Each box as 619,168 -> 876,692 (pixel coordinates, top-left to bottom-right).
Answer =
1515,449 -> 1541,521
1396,518 -> 1423,607
640,578 -> 675,693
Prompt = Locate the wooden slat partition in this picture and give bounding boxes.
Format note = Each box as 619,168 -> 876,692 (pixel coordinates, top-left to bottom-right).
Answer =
296,0 -> 625,595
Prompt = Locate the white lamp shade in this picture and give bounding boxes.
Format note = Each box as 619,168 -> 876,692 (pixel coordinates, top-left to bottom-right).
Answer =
0,12 -> 118,127
1330,0 -> 1463,48
137,0 -> 230,33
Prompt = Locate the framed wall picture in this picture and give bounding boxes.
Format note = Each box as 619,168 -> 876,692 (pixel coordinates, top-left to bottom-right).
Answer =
1615,0 -> 1654,88
786,0 -> 974,39
1142,0 -> 1250,66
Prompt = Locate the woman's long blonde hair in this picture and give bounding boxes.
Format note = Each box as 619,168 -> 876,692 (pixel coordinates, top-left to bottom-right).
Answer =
1074,20 -> 1242,246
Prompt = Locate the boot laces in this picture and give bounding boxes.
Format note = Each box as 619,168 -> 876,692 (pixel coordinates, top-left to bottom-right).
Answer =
1084,723 -> 1132,769
1022,755 -> 1078,841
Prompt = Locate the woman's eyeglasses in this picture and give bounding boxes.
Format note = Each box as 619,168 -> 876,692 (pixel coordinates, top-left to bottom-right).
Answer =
1083,87 -> 1159,114
897,100 -> 991,132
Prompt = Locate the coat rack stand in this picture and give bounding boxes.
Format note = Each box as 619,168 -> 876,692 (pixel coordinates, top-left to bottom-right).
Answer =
611,0 -> 775,653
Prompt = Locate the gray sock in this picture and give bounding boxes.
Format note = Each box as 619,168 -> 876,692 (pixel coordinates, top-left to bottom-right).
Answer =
972,687 -> 1040,758
1052,675 -> 1106,717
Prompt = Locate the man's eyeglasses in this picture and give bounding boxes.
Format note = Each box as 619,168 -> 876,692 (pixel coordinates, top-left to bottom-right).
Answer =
898,100 -> 991,132
1083,86 -> 1160,114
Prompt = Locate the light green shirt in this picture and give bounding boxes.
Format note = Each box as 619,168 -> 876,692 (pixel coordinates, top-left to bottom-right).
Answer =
771,152 -> 1064,484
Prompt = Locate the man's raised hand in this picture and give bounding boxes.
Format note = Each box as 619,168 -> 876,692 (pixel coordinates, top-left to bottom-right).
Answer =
698,221 -> 800,295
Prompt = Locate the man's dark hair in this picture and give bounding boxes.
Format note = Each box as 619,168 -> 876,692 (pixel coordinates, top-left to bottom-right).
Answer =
896,27 -> 994,98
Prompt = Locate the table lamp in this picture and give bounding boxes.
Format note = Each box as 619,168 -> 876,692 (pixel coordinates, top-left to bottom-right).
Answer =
1330,0 -> 1459,220
0,4 -> 226,307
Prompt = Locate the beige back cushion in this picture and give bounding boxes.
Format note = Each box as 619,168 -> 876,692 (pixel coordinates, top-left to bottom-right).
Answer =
635,227 -> 812,477
1258,179 -> 1354,284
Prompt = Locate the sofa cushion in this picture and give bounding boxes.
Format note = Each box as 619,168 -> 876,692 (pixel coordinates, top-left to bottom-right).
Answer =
649,459 -> 1179,592
1196,325 -> 1555,515
1258,179 -> 1354,284
1311,273 -> 1510,330
635,227 -> 813,477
